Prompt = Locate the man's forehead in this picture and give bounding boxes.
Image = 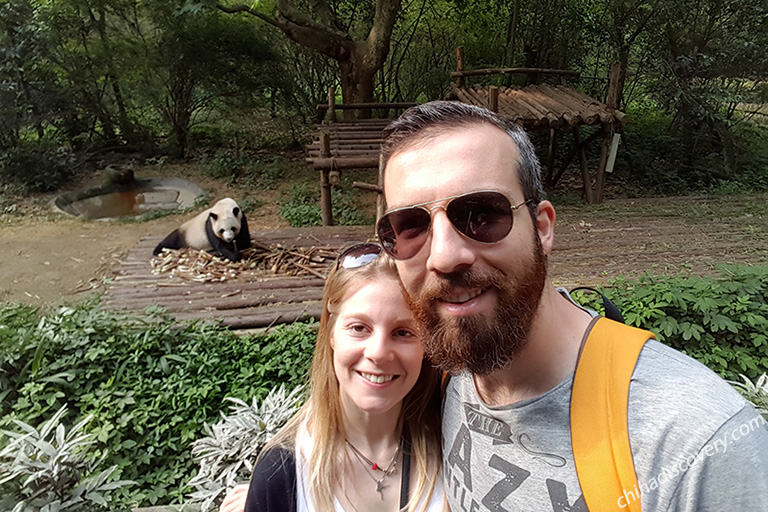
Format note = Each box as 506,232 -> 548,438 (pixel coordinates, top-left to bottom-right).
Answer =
382,124 -> 521,206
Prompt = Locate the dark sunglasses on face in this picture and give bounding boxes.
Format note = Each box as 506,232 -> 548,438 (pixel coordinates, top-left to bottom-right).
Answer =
376,190 -> 531,261
336,242 -> 384,270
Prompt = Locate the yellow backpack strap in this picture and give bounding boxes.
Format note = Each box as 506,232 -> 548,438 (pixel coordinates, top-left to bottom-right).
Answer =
571,317 -> 655,512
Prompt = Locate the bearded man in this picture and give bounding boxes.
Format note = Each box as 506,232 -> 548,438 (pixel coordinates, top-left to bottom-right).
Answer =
377,101 -> 768,511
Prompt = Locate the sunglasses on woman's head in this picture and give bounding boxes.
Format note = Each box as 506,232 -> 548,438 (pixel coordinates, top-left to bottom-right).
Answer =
336,242 -> 384,270
376,190 -> 531,261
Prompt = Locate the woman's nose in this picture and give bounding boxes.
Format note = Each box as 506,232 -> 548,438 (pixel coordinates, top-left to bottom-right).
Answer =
364,332 -> 395,362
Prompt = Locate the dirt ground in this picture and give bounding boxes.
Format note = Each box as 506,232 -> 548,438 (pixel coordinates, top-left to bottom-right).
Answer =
1,171 -> 767,308
0,163 -> 292,306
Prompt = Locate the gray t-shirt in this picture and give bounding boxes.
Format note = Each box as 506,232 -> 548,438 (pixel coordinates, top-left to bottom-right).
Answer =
442,332 -> 768,511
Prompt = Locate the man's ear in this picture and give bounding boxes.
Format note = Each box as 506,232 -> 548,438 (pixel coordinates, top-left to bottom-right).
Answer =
535,200 -> 556,255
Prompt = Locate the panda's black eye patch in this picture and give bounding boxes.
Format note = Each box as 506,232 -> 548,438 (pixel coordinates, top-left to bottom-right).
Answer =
233,207 -> 240,216
210,213 -> 218,220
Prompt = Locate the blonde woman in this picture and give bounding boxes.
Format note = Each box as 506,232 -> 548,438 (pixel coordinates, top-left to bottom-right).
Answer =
242,243 -> 443,512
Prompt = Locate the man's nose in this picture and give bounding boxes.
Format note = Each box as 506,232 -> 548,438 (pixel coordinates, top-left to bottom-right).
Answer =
426,209 -> 476,274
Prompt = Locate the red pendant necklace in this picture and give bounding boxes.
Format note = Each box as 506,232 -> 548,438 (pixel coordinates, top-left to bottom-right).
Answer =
345,439 -> 402,499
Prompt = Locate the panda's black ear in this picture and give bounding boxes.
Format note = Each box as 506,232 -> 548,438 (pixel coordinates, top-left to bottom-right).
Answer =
233,207 -> 240,216
210,212 -> 218,220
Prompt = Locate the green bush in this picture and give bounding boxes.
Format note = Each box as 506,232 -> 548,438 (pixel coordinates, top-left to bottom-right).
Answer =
279,181 -> 373,227
199,150 -> 252,182
730,374 -> 768,419
187,385 -> 305,511
575,266 -> 768,381
0,140 -> 75,193
4,266 -> 766,507
199,151 -> 287,190
615,105 -> 768,196
0,405 -> 134,511
189,124 -> 226,149
279,183 -> 322,226
0,300 -> 315,508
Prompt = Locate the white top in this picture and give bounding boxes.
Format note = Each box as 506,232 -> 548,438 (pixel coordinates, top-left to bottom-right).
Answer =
295,424 -> 445,512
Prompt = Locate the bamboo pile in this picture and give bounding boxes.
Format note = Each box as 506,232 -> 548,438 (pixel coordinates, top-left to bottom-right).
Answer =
151,244 -> 339,282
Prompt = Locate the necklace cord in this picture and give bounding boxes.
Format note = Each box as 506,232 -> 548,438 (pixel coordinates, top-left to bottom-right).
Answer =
345,438 -> 402,500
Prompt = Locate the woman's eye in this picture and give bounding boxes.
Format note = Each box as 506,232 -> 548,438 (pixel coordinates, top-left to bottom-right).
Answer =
348,324 -> 368,333
394,329 -> 416,338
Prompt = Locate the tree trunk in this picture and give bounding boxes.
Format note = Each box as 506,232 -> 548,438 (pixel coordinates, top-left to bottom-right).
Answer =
90,2 -> 137,144
218,0 -> 401,105
616,46 -> 629,109
339,43 -> 378,117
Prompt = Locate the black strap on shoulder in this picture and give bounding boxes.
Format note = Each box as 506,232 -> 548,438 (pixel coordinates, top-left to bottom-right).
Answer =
399,431 -> 412,509
570,287 -> 624,324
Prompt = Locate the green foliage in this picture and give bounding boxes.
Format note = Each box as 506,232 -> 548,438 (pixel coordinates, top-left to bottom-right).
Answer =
0,300 -> 315,508
189,125 -> 227,149
0,406 -> 134,511
279,183 -> 322,227
730,374 -> 768,419
199,151 -> 285,190
0,140 -> 75,194
187,385 -> 305,511
279,182 -> 372,227
617,105 -> 768,195
575,266 -> 768,381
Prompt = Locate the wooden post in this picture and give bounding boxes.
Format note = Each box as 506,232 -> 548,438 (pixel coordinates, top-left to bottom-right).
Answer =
327,86 -> 337,123
456,47 -> 465,88
606,62 -> 621,109
545,128 -> 556,184
594,125 -> 611,203
489,86 -> 499,112
320,132 -> 334,225
573,127 -> 594,203
376,154 -> 385,230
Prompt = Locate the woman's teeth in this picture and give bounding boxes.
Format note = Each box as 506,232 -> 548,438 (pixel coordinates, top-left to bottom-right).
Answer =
360,372 -> 395,384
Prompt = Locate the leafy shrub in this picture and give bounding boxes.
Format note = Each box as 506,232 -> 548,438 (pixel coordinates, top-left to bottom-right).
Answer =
187,385 -> 304,511
199,150 -> 252,182
575,266 -> 768,381
189,125 -> 226,148
279,181 -> 372,227
199,151 -> 287,190
730,374 -> 768,419
279,183 -> 322,226
0,300 -> 315,508
0,406 -> 133,511
616,105 -> 768,196
0,141 -> 75,194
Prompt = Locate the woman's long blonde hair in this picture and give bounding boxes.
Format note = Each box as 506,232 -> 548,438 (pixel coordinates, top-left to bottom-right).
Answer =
261,251 -> 442,511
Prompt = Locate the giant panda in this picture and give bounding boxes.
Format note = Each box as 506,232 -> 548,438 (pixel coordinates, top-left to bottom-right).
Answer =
153,197 -> 251,262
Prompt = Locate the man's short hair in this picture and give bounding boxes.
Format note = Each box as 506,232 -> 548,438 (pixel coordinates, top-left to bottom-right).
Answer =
381,101 -> 544,213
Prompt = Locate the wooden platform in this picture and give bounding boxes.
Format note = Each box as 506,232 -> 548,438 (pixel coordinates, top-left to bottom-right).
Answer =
305,118 -> 390,171
101,195 -> 767,331
103,226 -> 373,329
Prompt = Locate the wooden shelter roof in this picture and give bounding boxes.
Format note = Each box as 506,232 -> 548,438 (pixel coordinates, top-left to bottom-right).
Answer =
304,84 -> 626,175
304,78 -> 628,224
448,84 -> 627,129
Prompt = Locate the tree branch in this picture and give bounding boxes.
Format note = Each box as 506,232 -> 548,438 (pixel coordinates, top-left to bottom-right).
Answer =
216,3 -> 349,60
216,4 -> 281,30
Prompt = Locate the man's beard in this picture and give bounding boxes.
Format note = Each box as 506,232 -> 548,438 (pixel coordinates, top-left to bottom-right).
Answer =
407,236 -> 548,376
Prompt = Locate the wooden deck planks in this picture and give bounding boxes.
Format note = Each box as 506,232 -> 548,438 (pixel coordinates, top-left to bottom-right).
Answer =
103,226 -> 372,329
